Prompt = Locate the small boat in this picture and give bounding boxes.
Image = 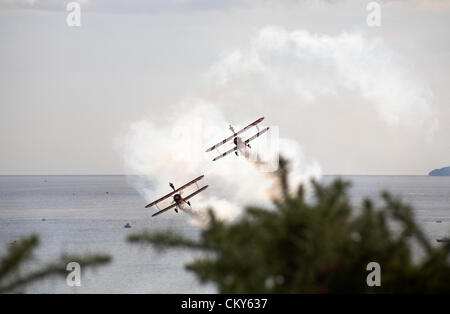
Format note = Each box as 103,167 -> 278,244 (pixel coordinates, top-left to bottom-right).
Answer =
124,223 -> 131,229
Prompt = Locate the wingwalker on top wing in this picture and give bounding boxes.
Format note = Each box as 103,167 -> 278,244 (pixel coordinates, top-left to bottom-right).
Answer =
206,117 -> 270,161
145,175 -> 208,217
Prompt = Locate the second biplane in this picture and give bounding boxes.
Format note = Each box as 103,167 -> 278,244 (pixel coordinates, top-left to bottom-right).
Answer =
206,117 -> 270,161
145,175 -> 208,217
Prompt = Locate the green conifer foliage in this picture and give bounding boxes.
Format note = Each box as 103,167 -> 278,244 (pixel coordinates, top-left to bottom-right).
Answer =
129,157 -> 450,293
0,234 -> 110,293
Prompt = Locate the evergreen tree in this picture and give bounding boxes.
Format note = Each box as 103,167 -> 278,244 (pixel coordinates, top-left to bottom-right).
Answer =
0,234 -> 110,293
128,157 -> 450,293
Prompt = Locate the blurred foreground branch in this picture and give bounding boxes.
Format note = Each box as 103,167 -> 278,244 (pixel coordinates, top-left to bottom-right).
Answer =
0,234 -> 110,293
129,157 -> 450,293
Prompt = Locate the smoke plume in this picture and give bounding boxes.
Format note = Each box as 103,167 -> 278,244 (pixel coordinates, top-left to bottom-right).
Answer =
116,26 -> 436,225
206,26 -> 437,131
117,98 -> 321,226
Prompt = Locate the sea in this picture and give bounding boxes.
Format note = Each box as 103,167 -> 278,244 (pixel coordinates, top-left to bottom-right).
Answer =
0,175 -> 449,293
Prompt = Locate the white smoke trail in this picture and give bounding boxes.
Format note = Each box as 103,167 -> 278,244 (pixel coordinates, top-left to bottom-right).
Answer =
116,26 -> 436,225
206,26 -> 437,131
116,98 -> 321,226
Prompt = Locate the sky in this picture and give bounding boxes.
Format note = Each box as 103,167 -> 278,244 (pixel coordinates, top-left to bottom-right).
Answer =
0,0 -> 449,175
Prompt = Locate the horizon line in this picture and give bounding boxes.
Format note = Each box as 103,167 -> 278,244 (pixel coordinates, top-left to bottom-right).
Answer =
0,173 -> 433,177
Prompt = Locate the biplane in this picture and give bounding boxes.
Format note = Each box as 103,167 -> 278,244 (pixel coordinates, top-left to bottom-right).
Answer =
206,117 -> 270,161
145,175 -> 208,217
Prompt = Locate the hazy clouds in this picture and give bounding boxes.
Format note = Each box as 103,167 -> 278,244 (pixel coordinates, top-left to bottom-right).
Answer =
0,0 -> 449,175
2,0 -> 450,13
207,26 -> 437,129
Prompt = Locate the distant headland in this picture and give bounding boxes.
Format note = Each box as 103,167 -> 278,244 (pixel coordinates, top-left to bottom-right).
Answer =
428,166 -> 450,176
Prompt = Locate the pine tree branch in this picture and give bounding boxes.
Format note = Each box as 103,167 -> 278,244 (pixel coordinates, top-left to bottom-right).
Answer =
0,254 -> 110,293
127,232 -> 206,251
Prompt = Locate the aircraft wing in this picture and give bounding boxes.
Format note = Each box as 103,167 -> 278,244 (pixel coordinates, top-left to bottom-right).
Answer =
184,185 -> 208,201
152,185 -> 208,217
212,146 -> 238,162
151,203 -> 177,217
245,127 -> 270,145
145,175 -> 205,208
205,117 -> 264,152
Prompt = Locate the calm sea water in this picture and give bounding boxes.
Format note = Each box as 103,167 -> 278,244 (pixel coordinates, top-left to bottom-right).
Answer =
0,175 -> 449,293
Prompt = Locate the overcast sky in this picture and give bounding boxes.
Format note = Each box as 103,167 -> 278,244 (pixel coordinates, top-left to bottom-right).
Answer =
0,0 -> 449,175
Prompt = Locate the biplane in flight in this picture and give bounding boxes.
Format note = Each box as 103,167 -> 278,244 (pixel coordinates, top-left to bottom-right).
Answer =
206,117 -> 270,161
145,175 -> 208,217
